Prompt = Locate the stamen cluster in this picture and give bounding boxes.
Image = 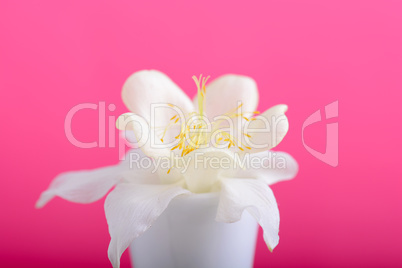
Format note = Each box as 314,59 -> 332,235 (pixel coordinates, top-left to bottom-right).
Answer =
161,75 -> 260,172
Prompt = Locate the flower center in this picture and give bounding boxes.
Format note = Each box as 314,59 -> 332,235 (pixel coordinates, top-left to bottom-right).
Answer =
161,75 -> 259,173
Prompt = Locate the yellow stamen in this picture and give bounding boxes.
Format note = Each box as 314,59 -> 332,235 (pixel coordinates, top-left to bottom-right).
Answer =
171,144 -> 179,151
162,75 -> 259,173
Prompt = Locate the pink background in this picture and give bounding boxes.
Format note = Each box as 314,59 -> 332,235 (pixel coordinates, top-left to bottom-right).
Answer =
1,0 -> 401,267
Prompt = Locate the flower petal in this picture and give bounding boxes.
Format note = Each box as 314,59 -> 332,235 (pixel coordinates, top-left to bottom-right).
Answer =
116,112 -> 172,159
216,178 -> 280,251
119,70 -> 194,158
105,182 -> 190,268
235,151 -> 298,185
193,74 -> 258,121
245,104 -> 289,153
35,150 -> 157,208
117,117 -> 185,184
122,70 -> 194,128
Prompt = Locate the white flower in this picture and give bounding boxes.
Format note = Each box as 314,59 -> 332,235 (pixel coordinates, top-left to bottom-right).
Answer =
36,70 -> 298,268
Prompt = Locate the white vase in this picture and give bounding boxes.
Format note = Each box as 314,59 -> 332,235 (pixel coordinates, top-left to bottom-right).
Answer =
129,192 -> 259,268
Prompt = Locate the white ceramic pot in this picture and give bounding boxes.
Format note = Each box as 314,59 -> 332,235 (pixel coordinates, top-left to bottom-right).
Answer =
129,192 -> 259,268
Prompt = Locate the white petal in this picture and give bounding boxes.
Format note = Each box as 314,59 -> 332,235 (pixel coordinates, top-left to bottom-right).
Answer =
193,74 -> 258,121
245,104 -> 289,153
105,182 -> 190,268
119,150 -> 161,185
35,150 -> 157,208
182,148 -> 236,193
117,74 -> 192,158
216,178 -> 280,251
122,70 -> 194,128
116,112 -> 172,159
117,117 -> 185,184
235,151 -> 298,185
36,167 -> 119,208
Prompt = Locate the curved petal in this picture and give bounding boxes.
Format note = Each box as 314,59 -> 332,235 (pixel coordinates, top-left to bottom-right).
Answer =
122,70 -> 194,128
235,151 -> 298,185
117,117 -> 185,184
119,150 -> 161,185
193,74 -> 259,122
116,112 -> 172,159
244,104 -> 289,153
35,150 -> 158,208
105,182 -> 190,268
216,178 -> 280,251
